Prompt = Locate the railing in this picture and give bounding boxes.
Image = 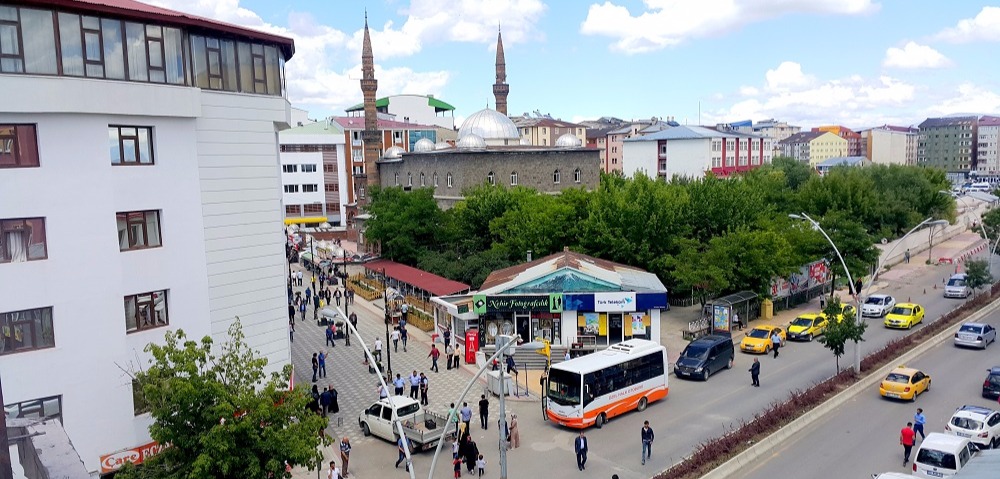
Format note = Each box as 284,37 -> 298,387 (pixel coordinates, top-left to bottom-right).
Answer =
668,295 -> 699,307
347,274 -> 382,301
683,318 -> 710,341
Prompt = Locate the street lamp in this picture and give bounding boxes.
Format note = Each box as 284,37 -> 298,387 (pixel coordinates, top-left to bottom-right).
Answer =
861,218 -> 949,300
342,248 -> 350,346
941,190 -> 994,273
427,337 -> 547,479
381,268 -> 396,377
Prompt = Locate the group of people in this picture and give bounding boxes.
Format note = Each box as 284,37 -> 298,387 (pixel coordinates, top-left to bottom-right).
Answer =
900,407 -> 928,465
324,436 -> 352,479
383,370 -> 431,406
307,384 -> 341,416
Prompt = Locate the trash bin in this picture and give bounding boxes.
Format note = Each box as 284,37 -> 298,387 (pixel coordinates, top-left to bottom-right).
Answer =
761,299 -> 773,320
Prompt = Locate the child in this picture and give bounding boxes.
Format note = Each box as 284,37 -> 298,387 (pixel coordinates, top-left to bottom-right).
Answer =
476,454 -> 486,477
453,457 -> 462,478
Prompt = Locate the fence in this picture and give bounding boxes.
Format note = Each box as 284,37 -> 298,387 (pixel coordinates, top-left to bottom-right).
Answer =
771,282 -> 831,313
668,295 -> 699,308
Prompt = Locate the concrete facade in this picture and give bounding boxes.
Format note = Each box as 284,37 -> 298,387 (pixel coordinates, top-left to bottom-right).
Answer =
918,116 -> 978,172
279,121 -> 348,225
976,116 -> 1000,175
512,117 -> 587,147
624,126 -> 771,179
861,125 -> 918,166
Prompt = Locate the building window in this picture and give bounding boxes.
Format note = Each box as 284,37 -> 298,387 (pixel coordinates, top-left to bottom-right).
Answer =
510,171 -> 518,186
325,202 -> 339,214
1,307 -> 55,355
303,204 -> 322,215
420,172 -> 426,187
739,156 -> 748,166
487,171 -> 495,186
574,168 -> 581,183
116,210 -> 162,251
302,184 -> 318,193
285,204 -> 301,216
132,379 -> 150,416
282,164 -> 298,173
394,173 -> 399,186
553,169 -> 561,184
1,217 -> 47,263
447,173 -> 453,188
433,173 -> 439,187
109,126 -> 154,165
284,185 -> 299,193
124,290 -> 168,333
4,395 -> 62,423
0,124 -> 40,168
301,164 -> 317,173
358,185 -> 366,198
407,173 -> 413,187
323,163 -> 335,173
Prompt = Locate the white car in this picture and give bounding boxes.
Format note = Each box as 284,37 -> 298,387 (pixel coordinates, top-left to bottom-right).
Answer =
954,322 -> 997,349
862,294 -> 896,318
945,405 -> 1000,449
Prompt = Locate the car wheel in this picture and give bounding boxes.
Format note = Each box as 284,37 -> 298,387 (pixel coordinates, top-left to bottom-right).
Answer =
726,358 -> 734,369
595,413 -> 606,429
637,397 -> 648,412
807,333 -> 813,342
701,369 -> 710,381
361,423 -> 371,437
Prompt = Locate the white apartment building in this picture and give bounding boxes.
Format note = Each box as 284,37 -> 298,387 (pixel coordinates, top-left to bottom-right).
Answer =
279,120 -> 348,226
860,125 -> 919,166
623,125 -> 772,179
0,0 -> 294,475
977,116 -> 1000,175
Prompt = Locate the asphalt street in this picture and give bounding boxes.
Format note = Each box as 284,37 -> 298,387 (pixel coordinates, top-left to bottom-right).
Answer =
730,310 -> 1000,479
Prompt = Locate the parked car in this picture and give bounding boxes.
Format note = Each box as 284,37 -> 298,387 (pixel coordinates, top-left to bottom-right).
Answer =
983,367 -> 1000,400
674,334 -> 734,381
913,432 -> 978,478
885,303 -> 925,329
945,274 -> 972,299
945,405 -> 1000,449
358,396 -> 448,452
862,294 -> 896,318
787,313 -> 828,341
954,322 -> 997,349
739,325 -> 785,354
879,365 -> 931,401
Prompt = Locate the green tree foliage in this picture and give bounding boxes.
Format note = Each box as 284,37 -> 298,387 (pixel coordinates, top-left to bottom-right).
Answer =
818,297 -> 867,372
365,186 -> 444,264
119,320 -> 327,479
981,207 -> 1000,245
964,258 -> 994,293
766,156 -> 813,191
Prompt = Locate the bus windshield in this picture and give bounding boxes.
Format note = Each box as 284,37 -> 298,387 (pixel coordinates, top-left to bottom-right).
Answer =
547,369 -> 581,406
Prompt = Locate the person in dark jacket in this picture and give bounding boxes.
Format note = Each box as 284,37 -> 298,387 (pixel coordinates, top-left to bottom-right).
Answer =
463,438 -> 479,474
640,420 -> 654,465
749,358 -> 760,387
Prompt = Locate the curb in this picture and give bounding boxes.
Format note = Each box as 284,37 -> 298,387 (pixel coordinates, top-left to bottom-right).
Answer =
698,296 -> 1000,479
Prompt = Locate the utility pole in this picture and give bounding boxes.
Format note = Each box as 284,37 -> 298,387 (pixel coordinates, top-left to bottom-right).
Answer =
382,268 -> 392,377
343,248 -> 350,346
1,373 -> 13,479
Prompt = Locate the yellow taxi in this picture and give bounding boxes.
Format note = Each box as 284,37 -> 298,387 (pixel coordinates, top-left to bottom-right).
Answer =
879,366 -> 931,401
883,303 -> 925,329
787,313 -> 827,341
740,325 -> 786,354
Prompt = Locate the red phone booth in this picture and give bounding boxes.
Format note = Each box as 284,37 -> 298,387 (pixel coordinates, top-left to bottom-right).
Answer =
464,328 -> 479,364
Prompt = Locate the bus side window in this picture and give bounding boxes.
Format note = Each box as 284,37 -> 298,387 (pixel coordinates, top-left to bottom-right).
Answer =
583,373 -> 598,406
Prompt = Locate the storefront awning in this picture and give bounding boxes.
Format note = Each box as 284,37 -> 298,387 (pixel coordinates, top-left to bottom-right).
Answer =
284,216 -> 327,225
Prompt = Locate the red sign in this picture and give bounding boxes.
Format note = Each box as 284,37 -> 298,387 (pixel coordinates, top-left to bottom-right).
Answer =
99,441 -> 168,474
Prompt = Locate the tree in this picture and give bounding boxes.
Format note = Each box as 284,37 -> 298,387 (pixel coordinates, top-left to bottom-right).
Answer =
818,297 -> 868,373
664,239 -> 730,306
964,258 -> 994,294
365,186 -> 445,264
118,320 -> 328,479
768,156 -> 813,190
981,207 -> 1000,246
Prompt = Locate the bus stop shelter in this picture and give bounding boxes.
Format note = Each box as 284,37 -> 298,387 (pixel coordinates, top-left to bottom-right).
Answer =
706,291 -> 760,332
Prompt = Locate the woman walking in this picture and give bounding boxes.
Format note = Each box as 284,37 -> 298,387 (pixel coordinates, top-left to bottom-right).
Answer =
508,414 -> 520,449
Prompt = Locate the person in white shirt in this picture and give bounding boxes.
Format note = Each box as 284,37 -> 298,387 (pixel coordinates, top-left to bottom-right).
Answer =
374,337 -> 383,363
391,328 -> 401,352
326,460 -> 340,479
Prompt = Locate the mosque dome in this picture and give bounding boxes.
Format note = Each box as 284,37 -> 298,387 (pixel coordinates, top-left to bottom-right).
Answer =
413,138 -> 435,152
434,141 -> 453,150
555,133 -> 582,147
456,133 -> 487,149
458,108 -> 520,142
519,136 -> 531,146
382,145 -> 405,159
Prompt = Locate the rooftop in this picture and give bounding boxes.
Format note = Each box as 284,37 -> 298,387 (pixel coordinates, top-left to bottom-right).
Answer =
779,131 -> 826,144
479,248 -> 666,294
625,125 -> 764,142
364,259 -> 471,296
344,94 -> 457,113
510,117 -> 585,129
979,115 -> 1000,127
332,116 -> 437,131
817,156 -> 867,167
919,116 -> 979,128
280,120 -> 345,136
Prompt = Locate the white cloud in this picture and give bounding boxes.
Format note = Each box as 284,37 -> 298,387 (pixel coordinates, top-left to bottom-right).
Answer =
934,6 -> 1000,43
738,86 -> 760,97
882,42 -> 951,69
706,62 -> 918,127
926,83 -> 1000,116
580,0 -> 878,53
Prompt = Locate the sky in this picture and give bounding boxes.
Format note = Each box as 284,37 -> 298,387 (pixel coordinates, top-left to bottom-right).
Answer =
151,0 -> 1000,130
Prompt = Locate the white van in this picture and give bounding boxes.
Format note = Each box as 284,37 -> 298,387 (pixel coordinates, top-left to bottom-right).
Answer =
945,274 -> 971,299
968,182 -> 992,193
913,433 -> 977,478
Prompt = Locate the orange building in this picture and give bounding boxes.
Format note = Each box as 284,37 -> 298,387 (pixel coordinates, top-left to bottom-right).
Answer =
812,125 -> 862,157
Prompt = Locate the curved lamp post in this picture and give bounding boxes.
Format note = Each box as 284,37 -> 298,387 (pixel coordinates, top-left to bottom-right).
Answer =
861,218 -> 948,301
941,190 -> 995,274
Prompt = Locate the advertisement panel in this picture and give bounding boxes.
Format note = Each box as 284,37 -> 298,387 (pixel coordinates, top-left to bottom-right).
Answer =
593,292 -> 637,312
99,441 -> 169,474
770,260 -> 830,299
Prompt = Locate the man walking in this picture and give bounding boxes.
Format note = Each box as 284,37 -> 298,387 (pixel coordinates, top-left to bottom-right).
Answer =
339,437 -> 351,478
299,301 -> 307,321
443,327 -> 452,351
460,402 -> 473,430
914,408 -> 927,441
429,344 -> 441,373
395,436 -> 410,472
419,373 -> 429,405
445,344 -> 455,370
478,394 -> 489,430
319,386 -> 331,415
409,370 -> 421,399
771,330 -> 781,358
749,357 -> 760,387
901,421 -> 916,465
574,431 -> 588,471
905,248 -> 911,263
326,324 -> 336,347
391,327 -> 401,352
311,353 -> 319,383
640,420 -> 654,465
373,337 -> 383,364
318,351 -> 327,379
393,374 -> 405,396
400,325 -> 409,352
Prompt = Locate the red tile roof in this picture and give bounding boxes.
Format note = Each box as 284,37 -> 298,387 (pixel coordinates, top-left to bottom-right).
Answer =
364,260 -> 471,296
28,0 -> 294,58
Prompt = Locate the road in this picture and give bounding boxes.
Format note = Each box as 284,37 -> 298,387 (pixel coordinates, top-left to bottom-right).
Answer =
731,309 -> 1000,479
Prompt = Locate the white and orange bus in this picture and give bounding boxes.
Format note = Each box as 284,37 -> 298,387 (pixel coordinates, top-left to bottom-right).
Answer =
545,339 -> 668,428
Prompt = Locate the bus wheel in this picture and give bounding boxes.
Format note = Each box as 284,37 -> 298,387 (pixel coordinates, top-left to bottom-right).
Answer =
637,397 -> 648,412
595,413 -> 606,429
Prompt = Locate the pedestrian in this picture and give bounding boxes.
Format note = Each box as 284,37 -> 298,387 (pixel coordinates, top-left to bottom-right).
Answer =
905,248 -> 911,263
641,420 -> 654,465
311,353 -> 319,382
297,270 -> 303,286
429,344 -> 441,373
373,337 -> 383,363
505,354 -> 517,376
460,402 -> 473,429
734,311 -> 743,331
509,414 -> 520,449
300,301 -> 307,321
454,343 -> 464,369
289,320 -> 295,343
453,456 -> 462,478
478,394 -> 489,429
452,434 -> 460,459
408,370 -> 420,399
329,384 -> 340,413
749,357 -> 760,387
565,350 -> 571,361
443,327 -> 452,351
326,324 -> 336,347
326,460 -> 340,479
445,344 -> 455,370
914,408 -> 927,441
335,289 -> 342,306
448,403 -> 460,440
393,374 -> 405,396
419,373 -> 429,405
395,436 -> 409,471
339,437 -> 351,478
400,325 -> 409,352
771,330 -> 781,358
288,303 -> 295,322
464,438 -> 479,474
391,327 -> 401,352
901,421 -> 916,465
318,351 -> 327,379
319,386 -> 331,415
476,454 -> 486,477
305,286 -> 312,302
378,383 -> 388,400
575,430 -> 589,471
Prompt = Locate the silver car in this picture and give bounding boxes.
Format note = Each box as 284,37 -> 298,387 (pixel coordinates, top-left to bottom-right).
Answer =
954,322 -> 997,349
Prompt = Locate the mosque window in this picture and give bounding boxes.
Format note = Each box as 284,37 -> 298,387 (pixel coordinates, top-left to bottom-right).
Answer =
510,171 -> 518,186
487,171 -> 495,186
553,170 -> 561,184
574,168 -> 581,183
447,173 -> 453,188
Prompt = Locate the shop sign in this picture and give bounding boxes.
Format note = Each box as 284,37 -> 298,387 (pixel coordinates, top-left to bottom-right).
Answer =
472,295 -> 561,313
99,441 -> 169,474
593,292 -> 637,312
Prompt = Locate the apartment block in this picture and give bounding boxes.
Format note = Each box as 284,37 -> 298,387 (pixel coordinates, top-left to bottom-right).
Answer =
917,116 -> 978,172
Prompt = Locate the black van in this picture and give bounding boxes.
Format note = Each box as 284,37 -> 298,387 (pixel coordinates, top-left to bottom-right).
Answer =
674,334 -> 735,381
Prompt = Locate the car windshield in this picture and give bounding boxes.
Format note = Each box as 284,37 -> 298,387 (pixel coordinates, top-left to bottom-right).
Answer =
948,278 -> 967,287
959,324 -> 983,334
865,297 -> 885,305
682,345 -> 709,359
916,449 -> 957,470
884,373 -> 911,384
747,328 -> 770,339
547,369 -> 581,406
890,307 -> 913,316
791,317 -> 814,327
950,417 -> 983,430
989,374 -> 1000,387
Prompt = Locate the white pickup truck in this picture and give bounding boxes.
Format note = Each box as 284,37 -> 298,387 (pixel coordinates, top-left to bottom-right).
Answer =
358,396 -> 449,452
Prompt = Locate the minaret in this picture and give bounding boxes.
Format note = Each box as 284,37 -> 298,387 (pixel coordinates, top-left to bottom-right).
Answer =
493,27 -> 509,116
360,12 -> 381,198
